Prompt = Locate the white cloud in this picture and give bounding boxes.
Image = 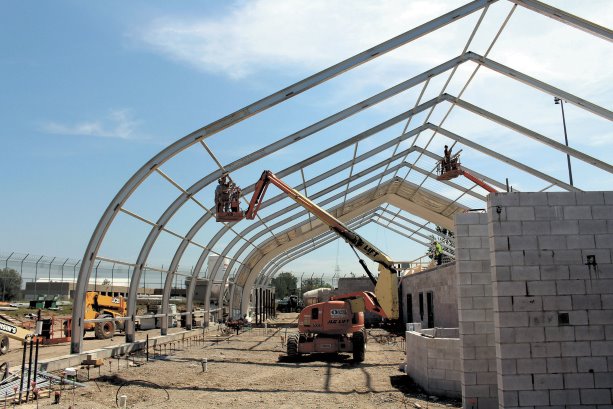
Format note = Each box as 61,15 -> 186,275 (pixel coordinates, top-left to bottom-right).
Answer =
134,0 -> 466,79
42,110 -> 142,140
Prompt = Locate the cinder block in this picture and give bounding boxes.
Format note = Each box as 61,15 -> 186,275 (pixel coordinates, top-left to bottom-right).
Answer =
560,341 -> 591,357
587,310 -> 613,325
574,325 -> 604,341
459,260 -> 485,272
533,373 -> 563,390
592,205 -> 613,219
511,266 -> 541,281
579,220 -> 608,234
594,372 -> 613,388
501,390 -> 519,407
473,296 -> 493,309
567,234 -> 596,249
495,281 -> 527,296
469,248 -> 490,261
507,206 -> 535,221
551,220 -> 579,235
490,193 -> 521,207
456,212 -> 483,225
522,220 -> 551,235
499,358 -> 517,375
540,265 -> 570,280
495,296 -> 514,312
516,358 -> 546,374
460,285 -> 485,297
469,223 -> 488,237
553,250 -> 583,266
564,206 -> 593,220
595,234 -> 613,249
502,374 -> 533,391
465,385 -> 491,398
464,359 -> 489,372
591,341 -> 613,356
542,295 -> 572,311
576,192 -> 605,205
515,327 -> 545,343
509,235 -> 538,250
550,389 -> 580,405
568,310 -> 588,326
548,192 -> 576,205
528,280 -> 556,296
519,192 -> 549,206
556,280 -> 586,295
604,294 -> 613,309
535,205 -> 563,220
538,235 -> 567,250
546,357 -> 577,373
569,264 -> 591,279
580,388 -> 612,405
572,295 -> 602,310
497,312 -> 529,327
524,249 -> 555,266
577,356 -> 608,373
545,326 -> 575,342
519,390 -> 549,406
513,296 -> 543,311
499,343 -> 531,359
605,192 -> 613,205
564,373 -> 594,388
530,342 -> 561,358
491,236 -> 510,251
529,312 -> 559,327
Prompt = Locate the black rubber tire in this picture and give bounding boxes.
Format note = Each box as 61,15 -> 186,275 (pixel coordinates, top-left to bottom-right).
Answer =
94,315 -> 115,339
0,336 -> 9,355
361,328 -> 368,344
287,334 -> 299,357
353,331 -> 365,363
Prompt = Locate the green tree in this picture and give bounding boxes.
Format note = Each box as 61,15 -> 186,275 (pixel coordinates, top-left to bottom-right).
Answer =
0,268 -> 22,301
300,277 -> 332,295
271,272 -> 297,299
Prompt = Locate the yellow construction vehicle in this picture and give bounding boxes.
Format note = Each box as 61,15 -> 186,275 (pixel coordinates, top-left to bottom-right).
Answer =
0,320 -> 34,355
83,291 -> 127,339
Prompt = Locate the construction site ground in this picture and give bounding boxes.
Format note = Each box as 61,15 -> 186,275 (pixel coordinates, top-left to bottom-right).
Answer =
11,313 -> 461,409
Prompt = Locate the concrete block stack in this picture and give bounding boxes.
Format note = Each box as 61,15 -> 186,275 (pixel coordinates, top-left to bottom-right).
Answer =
487,192 -> 613,409
455,212 -> 498,409
405,330 -> 461,398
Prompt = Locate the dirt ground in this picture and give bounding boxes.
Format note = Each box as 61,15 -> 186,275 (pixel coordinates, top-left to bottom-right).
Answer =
14,313 -> 460,409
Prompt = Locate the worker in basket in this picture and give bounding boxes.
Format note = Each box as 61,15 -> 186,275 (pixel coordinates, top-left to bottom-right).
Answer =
443,145 -> 452,172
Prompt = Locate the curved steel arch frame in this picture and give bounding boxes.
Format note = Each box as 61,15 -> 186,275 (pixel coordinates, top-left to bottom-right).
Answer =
70,0 -> 612,353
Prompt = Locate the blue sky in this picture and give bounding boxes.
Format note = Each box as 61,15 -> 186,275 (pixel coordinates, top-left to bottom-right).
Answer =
1,0 -> 611,280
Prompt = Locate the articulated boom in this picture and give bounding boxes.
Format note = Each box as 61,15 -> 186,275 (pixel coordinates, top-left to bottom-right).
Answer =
215,170 -> 400,320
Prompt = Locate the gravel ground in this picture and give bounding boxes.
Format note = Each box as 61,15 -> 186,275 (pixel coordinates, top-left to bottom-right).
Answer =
14,314 -> 461,409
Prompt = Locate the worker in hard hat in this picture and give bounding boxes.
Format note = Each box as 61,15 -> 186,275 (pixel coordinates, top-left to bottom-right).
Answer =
433,241 -> 443,265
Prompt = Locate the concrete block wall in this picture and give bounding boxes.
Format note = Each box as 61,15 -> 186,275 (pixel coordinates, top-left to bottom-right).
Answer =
488,191 -> 613,409
456,212 -> 498,409
401,263 -> 459,328
405,330 -> 462,398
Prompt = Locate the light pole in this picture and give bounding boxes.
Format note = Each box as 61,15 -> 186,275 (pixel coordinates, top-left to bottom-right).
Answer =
554,97 -> 573,186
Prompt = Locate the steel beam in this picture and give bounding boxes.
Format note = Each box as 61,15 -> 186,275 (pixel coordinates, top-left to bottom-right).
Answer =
509,0 -> 613,41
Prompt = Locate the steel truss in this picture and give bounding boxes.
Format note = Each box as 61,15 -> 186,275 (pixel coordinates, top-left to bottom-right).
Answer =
70,0 -> 612,353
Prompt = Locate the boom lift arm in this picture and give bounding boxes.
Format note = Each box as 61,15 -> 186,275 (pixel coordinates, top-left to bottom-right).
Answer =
216,170 -> 400,320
